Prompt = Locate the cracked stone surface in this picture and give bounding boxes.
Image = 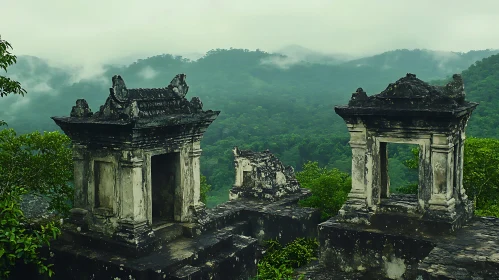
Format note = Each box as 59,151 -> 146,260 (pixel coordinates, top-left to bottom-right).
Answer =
230,147 -> 301,201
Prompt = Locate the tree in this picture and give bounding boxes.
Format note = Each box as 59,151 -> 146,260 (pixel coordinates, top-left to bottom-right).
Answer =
462,137 -> 499,214
0,36 -> 72,279
0,35 -> 26,98
200,174 -> 211,204
296,161 -> 351,220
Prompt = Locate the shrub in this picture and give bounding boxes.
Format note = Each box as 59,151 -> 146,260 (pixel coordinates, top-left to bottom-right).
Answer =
296,161 -> 351,220
0,128 -> 73,278
0,187 -> 61,278
256,238 -> 318,280
200,174 -> 211,204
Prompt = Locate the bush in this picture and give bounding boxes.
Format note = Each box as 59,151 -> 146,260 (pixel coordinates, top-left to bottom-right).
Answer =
296,161 -> 351,220
200,174 -> 211,204
0,128 -> 73,278
0,187 -> 61,279
395,183 -> 418,194
256,238 -> 318,280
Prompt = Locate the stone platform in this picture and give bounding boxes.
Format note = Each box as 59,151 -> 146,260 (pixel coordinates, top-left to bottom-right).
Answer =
13,190 -> 321,280
316,215 -> 499,280
48,221 -> 257,280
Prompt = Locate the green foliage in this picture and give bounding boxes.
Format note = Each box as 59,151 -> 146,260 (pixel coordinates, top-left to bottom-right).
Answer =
0,187 -> 60,279
463,137 -> 499,211
0,129 -> 74,214
395,183 -> 418,194
296,161 -> 351,220
0,36 -> 71,278
460,54 -> 499,138
256,238 -> 318,280
475,204 -> 499,218
0,36 -> 26,97
3,48 -> 495,207
403,147 -> 419,170
200,174 -> 211,204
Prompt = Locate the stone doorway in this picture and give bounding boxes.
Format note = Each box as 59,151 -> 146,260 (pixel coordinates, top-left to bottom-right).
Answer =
151,152 -> 180,224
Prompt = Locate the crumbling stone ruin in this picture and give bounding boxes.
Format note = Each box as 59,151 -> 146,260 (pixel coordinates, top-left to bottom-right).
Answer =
311,73 -> 499,279
13,74 -> 321,280
230,147 -> 301,201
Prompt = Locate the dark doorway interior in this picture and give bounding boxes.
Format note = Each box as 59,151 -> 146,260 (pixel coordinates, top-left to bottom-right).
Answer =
151,152 -> 180,224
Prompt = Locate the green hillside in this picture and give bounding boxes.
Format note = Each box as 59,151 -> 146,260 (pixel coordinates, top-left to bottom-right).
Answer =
2,48 -> 498,206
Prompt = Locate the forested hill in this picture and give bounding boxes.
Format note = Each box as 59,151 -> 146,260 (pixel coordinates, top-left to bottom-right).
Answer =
459,54 -> 499,138
2,48 -> 498,206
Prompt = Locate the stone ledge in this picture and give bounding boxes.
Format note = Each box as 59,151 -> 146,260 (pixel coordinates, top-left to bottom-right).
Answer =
317,216 -> 499,279
18,224 -> 258,280
418,216 -> 499,279
199,189 -> 321,245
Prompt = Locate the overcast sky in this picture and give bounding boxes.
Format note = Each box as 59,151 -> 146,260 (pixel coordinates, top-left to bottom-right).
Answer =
3,0 -> 499,68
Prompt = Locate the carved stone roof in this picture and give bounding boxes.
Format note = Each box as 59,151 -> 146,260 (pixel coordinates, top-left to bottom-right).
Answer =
51,74 -> 220,148
348,73 -> 467,108
335,73 -> 478,124
53,73 -> 218,123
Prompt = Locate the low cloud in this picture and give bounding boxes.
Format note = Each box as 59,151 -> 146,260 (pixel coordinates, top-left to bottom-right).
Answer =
428,50 -> 460,71
259,55 -> 303,69
138,66 -> 158,80
31,81 -> 53,93
0,94 -> 31,117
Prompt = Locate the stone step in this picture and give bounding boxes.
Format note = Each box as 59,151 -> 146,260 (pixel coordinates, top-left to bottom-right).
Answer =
183,218 -> 251,239
151,222 -> 185,247
48,222 -> 256,279
215,220 -> 251,236
59,222 -> 187,257
166,235 -> 258,280
166,265 -> 203,280
138,229 -> 235,273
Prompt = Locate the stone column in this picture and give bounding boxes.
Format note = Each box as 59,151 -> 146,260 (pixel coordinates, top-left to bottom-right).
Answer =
72,144 -> 88,209
427,134 -> 456,220
190,141 -> 203,206
379,141 -> 390,199
456,131 -> 474,219
417,142 -> 432,211
457,132 -> 467,201
177,143 -> 195,222
115,149 -> 151,244
338,123 -> 372,223
69,144 -> 90,228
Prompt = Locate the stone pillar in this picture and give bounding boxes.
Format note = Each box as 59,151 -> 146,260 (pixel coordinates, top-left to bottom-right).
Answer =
457,132 -> 467,201
115,150 -> 151,244
72,144 -> 88,209
417,142 -> 433,211
190,141 -> 203,206
379,141 -> 390,199
455,131 -> 474,219
177,143 -> 195,222
427,134 -> 456,220
70,144 -> 90,228
338,123 -> 372,223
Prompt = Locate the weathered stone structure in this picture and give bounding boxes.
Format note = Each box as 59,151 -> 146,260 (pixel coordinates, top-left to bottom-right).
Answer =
335,73 -> 476,231
52,74 -> 219,244
15,75 -> 322,280
316,73 -> 499,279
230,147 -> 301,201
